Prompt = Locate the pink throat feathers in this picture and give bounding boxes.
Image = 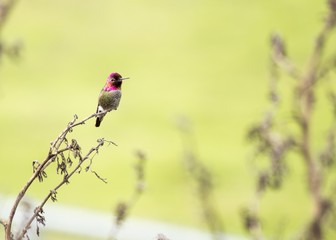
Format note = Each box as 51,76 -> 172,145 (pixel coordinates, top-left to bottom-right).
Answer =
104,85 -> 119,91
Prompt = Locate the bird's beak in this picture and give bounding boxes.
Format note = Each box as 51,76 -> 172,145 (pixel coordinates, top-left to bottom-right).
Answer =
120,77 -> 129,81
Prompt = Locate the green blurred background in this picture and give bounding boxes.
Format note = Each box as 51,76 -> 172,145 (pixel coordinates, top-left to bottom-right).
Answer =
0,0 -> 333,239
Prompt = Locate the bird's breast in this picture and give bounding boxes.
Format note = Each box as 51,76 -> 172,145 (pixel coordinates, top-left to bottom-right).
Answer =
99,90 -> 122,110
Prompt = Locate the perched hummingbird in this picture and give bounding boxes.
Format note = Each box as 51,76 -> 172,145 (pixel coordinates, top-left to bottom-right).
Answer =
95,72 -> 128,127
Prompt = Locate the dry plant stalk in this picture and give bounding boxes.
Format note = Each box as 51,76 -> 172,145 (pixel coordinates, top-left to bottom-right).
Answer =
0,0 -> 21,62
178,117 -> 224,240
0,111 -> 116,240
245,1 -> 336,239
110,150 -> 147,240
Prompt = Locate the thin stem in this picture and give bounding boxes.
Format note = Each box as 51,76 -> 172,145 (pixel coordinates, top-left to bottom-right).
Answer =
5,153 -> 54,239
5,111 -> 106,240
17,141 -> 104,239
0,0 -> 18,32
297,8 -> 336,240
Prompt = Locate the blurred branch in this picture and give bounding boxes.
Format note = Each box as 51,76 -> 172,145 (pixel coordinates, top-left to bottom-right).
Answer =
0,0 -> 22,62
270,32 -> 301,80
110,150 -> 147,240
3,110 -> 115,240
0,219 -> 6,230
297,2 -> 336,239
241,206 -> 263,240
246,1 -> 336,239
177,116 -> 224,240
0,0 -> 18,30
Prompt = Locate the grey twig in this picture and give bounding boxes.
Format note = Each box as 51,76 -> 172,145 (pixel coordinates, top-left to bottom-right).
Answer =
3,111 -> 113,240
270,32 -> 301,80
17,140 -> 105,239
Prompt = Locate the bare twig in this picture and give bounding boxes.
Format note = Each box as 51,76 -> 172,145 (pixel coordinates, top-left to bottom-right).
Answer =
0,218 -> 6,227
17,139 -> 106,239
270,32 -> 301,80
91,170 -> 108,183
4,111 -> 112,240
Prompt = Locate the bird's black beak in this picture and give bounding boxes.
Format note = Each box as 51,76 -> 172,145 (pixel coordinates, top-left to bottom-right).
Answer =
120,77 -> 129,81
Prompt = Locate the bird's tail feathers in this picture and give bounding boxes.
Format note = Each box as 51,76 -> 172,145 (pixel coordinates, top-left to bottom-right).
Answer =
95,117 -> 102,127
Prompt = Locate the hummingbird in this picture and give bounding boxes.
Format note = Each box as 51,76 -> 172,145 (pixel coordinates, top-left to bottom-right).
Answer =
95,72 -> 129,127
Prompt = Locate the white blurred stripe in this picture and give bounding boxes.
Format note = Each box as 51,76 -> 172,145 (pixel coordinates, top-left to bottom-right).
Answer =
0,194 -> 248,240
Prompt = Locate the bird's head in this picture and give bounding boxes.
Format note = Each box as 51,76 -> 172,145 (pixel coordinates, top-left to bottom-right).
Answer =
107,72 -> 129,88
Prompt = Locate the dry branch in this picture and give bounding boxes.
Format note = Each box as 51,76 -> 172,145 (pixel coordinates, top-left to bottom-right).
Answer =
3,111 -> 114,240
246,2 -> 336,239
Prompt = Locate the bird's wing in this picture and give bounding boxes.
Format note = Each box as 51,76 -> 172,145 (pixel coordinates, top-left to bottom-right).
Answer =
111,90 -> 122,110
96,89 -> 104,113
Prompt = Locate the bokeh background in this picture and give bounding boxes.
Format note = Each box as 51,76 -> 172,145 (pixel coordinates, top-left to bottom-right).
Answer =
0,0 -> 332,239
